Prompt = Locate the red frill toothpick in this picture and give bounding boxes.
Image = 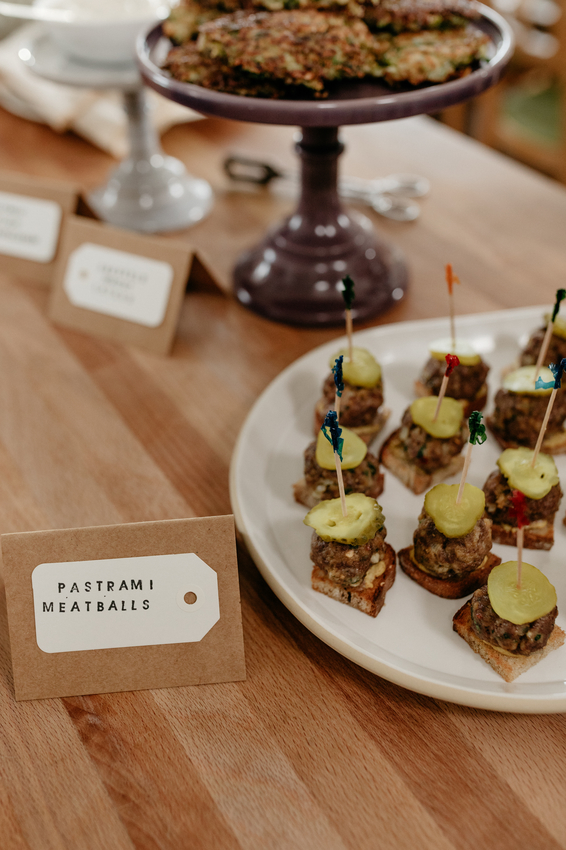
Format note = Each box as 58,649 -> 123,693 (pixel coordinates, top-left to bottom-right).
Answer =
433,354 -> 460,421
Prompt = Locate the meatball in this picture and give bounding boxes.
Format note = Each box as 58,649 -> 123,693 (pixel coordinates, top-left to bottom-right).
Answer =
310,527 -> 387,588
483,469 -> 562,525
419,356 -> 489,401
321,373 -> 384,428
470,585 -> 557,655
520,326 -> 566,368
490,388 -> 566,447
398,407 -> 466,473
303,441 -> 384,502
413,510 -> 492,579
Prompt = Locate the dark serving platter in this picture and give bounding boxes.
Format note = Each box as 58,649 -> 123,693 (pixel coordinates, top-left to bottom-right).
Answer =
137,7 -> 514,324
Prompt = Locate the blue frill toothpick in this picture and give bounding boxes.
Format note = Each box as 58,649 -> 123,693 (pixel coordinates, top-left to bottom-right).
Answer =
535,358 -> 566,390
322,410 -> 344,461
332,355 -> 344,397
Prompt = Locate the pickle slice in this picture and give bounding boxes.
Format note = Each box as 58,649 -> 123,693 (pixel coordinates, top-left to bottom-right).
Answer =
329,347 -> 381,388
428,337 -> 481,366
497,447 -> 559,500
544,313 -> 566,341
316,426 -> 367,470
424,483 -> 485,538
304,493 -> 384,545
410,396 -> 463,439
503,365 -> 554,396
488,561 -> 557,625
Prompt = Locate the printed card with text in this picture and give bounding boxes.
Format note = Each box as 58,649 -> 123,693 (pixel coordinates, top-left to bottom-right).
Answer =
1,516 -> 246,701
49,216 -> 194,355
0,170 -> 78,285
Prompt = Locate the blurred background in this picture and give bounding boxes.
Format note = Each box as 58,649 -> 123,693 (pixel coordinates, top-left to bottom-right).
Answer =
0,0 -> 564,184
438,0 -> 566,184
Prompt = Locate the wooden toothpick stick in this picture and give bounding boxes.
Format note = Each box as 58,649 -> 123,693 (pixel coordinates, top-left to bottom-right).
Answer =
342,275 -> 355,362
456,411 -> 486,505
510,490 -> 527,589
322,411 -> 347,517
531,358 -> 566,467
534,289 -> 566,382
334,450 -> 347,516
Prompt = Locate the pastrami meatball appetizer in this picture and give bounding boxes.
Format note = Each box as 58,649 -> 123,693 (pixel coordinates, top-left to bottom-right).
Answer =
314,347 -> 389,444
487,366 -> 566,452
294,426 -> 384,508
415,338 -> 489,417
454,561 -> 564,681
520,313 -> 566,369
380,396 -> 466,494
398,482 -> 500,598
483,447 -> 562,550
304,493 -> 395,617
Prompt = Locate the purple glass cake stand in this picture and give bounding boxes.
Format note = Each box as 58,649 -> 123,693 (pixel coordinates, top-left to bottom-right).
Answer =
137,8 -> 513,325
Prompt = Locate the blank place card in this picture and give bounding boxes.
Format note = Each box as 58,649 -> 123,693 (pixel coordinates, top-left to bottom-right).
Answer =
49,216 -> 194,355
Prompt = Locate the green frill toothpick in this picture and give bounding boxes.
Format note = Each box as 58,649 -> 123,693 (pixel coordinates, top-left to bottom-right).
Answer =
456,411 -> 486,504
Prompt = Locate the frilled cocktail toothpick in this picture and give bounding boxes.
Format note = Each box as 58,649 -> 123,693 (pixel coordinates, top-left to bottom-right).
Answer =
433,354 -> 460,421
533,357 -> 566,466
332,355 -> 344,422
342,275 -> 355,362
322,410 -> 347,516
456,411 -> 487,505
446,263 -> 461,351
510,489 -> 528,589
534,288 -> 566,382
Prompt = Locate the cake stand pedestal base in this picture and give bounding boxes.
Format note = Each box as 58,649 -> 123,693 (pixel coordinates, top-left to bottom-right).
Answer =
88,89 -> 213,233
234,127 -> 408,326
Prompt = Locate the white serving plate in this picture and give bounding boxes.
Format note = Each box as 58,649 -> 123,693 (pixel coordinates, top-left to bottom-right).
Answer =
230,306 -> 566,713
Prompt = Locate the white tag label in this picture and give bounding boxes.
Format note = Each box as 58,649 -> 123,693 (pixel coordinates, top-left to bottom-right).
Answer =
32,553 -> 219,654
0,191 -> 62,262
63,243 -> 173,327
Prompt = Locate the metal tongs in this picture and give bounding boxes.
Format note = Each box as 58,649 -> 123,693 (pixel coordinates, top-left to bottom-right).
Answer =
224,154 -> 430,222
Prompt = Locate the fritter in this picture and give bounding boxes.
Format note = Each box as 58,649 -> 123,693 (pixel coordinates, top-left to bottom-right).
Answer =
380,25 -> 490,84
362,0 -> 480,33
163,1 -> 223,44
165,41 -> 298,96
195,9 -> 385,92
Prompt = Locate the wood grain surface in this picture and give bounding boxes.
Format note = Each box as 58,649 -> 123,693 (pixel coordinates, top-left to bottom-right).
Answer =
0,105 -> 566,850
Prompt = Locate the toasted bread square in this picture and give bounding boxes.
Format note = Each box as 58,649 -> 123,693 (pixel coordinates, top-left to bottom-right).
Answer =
311,543 -> 396,617
453,599 -> 565,682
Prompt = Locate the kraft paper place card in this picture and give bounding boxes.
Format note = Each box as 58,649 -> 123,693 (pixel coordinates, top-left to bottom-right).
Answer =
1,515 -> 246,701
0,170 -> 78,286
49,216 -> 193,355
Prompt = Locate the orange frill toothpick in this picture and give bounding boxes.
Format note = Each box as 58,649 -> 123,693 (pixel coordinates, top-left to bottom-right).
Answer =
446,263 -> 461,351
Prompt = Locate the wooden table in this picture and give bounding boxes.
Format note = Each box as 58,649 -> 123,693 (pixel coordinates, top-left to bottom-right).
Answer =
1,105 -> 566,850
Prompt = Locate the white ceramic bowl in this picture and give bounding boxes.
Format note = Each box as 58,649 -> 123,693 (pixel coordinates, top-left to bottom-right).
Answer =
34,0 -> 169,66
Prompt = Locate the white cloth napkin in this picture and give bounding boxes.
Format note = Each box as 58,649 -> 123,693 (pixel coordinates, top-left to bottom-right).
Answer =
0,23 -> 202,158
